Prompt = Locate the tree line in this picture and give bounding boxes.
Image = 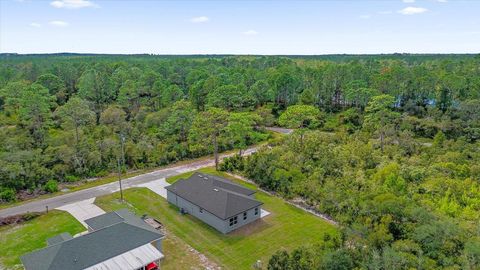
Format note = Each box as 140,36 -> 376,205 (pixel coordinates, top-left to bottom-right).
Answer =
0,54 -> 479,204
220,95 -> 479,269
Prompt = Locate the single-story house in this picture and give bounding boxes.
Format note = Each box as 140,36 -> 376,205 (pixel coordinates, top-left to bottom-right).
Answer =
165,172 -> 263,234
21,209 -> 165,270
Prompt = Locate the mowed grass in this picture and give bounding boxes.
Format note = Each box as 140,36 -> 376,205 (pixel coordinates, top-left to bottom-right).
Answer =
94,194 -> 212,270
0,210 -> 84,269
95,168 -> 338,270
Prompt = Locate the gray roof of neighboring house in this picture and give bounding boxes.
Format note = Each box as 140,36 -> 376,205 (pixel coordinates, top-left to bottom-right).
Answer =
21,210 -> 164,270
84,208 -> 156,233
165,172 -> 262,220
47,232 -> 73,246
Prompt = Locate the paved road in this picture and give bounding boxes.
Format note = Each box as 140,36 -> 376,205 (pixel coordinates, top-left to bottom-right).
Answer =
265,127 -> 294,135
0,148 -> 258,218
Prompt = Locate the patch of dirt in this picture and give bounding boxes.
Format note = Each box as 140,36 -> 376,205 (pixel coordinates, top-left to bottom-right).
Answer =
164,228 -> 222,270
186,245 -> 222,270
16,189 -> 47,201
289,197 -> 337,226
0,212 -> 41,226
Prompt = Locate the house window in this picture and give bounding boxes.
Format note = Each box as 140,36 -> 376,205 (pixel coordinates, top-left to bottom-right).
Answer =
243,212 -> 247,220
229,216 -> 238,226
255,208 -> 259,215
199,207 -> 203,213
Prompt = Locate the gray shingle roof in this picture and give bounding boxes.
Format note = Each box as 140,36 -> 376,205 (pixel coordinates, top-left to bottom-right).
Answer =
47,233 -> 73,246
165,172 -> 262,220
84,212 -> 123,230
21,210 -> 164,270
85,209 -> 156,233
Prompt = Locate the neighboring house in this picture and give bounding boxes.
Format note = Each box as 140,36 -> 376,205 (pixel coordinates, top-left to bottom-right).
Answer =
165,172 -> 263,234
21,209 -> 165,270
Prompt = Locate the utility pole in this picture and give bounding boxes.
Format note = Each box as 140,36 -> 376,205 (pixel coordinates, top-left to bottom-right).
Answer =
120,134 -> 126,170
117,158 -> 123,202
118,134 -> 126,202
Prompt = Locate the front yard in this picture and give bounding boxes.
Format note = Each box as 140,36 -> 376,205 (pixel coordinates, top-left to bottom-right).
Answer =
95,168 -> 338,269
0,210 -> 85,269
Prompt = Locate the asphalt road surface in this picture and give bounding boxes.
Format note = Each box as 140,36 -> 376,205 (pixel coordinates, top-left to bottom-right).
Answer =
0,148 -> 258,218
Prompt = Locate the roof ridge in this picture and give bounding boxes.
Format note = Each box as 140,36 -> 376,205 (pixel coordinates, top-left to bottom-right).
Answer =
216,186 -> 260,202
42,242 -> 63,269
78,211 -> 163,240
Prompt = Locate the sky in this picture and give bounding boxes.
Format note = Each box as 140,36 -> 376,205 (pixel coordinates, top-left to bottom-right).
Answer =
0,0 -> 479,54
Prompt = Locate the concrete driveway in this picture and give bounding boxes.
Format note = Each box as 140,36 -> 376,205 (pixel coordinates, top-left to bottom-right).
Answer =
138,178 -> 169,198
56,198 -> 105,228
260,209 -> 270,218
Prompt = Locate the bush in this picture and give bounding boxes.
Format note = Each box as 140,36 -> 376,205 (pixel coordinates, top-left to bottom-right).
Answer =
95,170 -> 110,177
43,180 -> 59,193
65,175 -> 80,182
0,187 -> 16,202
219,155 -> 245,172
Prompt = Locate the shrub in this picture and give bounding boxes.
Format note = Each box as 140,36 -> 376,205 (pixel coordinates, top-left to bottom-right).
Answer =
65,175 -> 80,182
43,180 -> 59,193
95,170 -> 109,177
0,187 -> 16,202
219,155 -> 245,172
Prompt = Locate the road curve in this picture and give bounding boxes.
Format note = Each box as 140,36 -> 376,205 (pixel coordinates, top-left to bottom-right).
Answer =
0,148 -> 257,218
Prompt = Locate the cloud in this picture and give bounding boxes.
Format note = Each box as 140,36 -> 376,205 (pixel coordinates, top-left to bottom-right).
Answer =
437,0 -> 447,2
50,0 -> 98,9
359,15 -> 371,19
30,22 -> 41,28
243,30 -> 258,35
398,6 -> 428,15
190,16 -> 209,23
49,20 -> 69,27
402,0 -> 415,3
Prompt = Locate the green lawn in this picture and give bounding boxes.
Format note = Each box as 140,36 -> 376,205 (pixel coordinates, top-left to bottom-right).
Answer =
0,210 -> 84,269
95,168 -> 338,270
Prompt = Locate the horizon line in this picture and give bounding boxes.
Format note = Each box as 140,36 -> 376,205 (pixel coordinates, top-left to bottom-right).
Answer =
2,52 -> 479,56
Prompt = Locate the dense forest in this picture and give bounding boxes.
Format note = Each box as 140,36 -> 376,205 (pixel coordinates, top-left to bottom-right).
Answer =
1,54 -> 479,269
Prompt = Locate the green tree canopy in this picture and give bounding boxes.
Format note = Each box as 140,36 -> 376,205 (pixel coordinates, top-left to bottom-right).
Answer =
364,94 -> 400,152
278,105 -> 322,129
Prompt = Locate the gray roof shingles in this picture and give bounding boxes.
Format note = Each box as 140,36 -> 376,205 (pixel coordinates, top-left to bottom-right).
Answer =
47,232 -> 73,246
21,210 -> 164,270
84,208 -> 157,233
165,172 -> 262,220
